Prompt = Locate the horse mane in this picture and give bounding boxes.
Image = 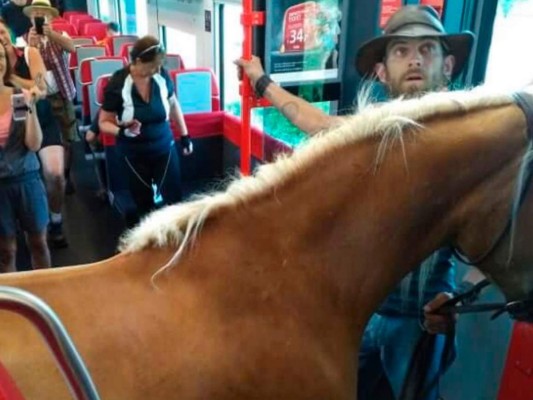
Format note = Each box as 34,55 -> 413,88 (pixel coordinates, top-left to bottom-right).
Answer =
119,84 -> 517,273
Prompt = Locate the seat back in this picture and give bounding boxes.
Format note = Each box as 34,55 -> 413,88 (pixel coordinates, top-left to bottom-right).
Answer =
71,35 -> 96,47
119,43 -> 134,62
78,19 -> 101,37
82,22 -> 108,41
64,11 -> 87,22
80,56 -> 125,122
51,21 -> 78,36
95,74 -> 111,106
163,54 -> 185,71
107,35 -> 137,56
70,14 -> 94,28
170,68 -> 220,114
71,45 -> 106,103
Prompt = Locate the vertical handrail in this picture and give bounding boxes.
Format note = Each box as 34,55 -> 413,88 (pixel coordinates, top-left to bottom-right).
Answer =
0,286 -> 100,400
240,0 -> 253,176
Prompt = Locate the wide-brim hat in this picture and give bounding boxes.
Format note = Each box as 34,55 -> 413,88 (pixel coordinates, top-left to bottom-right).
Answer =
23,0 -> 59,18
356,5 -> 475,79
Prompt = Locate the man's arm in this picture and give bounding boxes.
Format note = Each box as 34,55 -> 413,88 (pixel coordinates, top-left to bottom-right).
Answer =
235,56 -> 342,136
43,25 -> 75,53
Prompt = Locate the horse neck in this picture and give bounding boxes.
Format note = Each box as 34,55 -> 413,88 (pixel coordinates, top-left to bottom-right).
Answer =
222,103 -> 529,328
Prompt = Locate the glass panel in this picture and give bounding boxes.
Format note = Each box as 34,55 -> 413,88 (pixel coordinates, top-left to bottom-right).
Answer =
220,3 -> 243,114
485,0 -> 533,86
118,0 -> 137,35
164,26 -> 197,68
99,0 -> 111,22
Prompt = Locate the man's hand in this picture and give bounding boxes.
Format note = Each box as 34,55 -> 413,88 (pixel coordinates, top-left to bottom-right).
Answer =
27,28 -> 40,47
234,55 -> 266,86
42,24 -> 53,38
423,292 -> 457,334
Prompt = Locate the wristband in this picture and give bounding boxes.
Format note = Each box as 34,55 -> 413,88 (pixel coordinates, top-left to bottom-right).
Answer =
254,75 -> 273,98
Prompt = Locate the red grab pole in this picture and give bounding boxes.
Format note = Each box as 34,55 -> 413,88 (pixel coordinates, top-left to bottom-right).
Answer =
240,2 -> 264,175
240,0 -> 253,176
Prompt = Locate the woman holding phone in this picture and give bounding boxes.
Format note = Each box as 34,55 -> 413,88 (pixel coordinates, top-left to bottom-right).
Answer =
0,17 -> 68,248
0,40 -> 50,272
99,35 -> 193,227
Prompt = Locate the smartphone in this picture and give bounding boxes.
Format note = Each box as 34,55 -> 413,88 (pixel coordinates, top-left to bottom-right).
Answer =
11,93 -> 27,121
34,16 -> 45,35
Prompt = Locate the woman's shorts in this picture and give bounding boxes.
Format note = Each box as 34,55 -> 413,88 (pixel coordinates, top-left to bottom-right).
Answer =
36,99 -> 62,148
0,172 -> 49,236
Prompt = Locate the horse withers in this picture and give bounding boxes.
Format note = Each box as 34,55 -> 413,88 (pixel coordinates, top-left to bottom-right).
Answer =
0,85 -> 533,399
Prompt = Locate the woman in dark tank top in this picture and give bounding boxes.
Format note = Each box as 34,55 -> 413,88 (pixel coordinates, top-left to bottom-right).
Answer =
0,17 -> 68,248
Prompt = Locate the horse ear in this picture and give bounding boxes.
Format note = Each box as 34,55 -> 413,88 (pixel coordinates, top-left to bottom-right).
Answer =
443,54 -> 455,80
375,62 -> 387,84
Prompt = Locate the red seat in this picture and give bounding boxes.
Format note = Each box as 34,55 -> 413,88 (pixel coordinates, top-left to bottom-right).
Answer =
81,22 -> 108,42
63,11 -> 87,21
164,54 -> 185,71
51,21 -> 78,36
71,35 -> 96,47
0,357 -> 25,400
78,19 -> 101,37
169,68 -> 220,112
498,322 -> 533,400
79,56 -> 126,123
105,35 -> 137,56
119,42 -> 134,61
68,44 -> 106,71
69,14 -> 94,28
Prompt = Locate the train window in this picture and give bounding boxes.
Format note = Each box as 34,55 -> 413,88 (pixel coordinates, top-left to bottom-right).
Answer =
117,0 -> 137,34
134,0 -> 148,36
98,0 -> 111,22
218,2 -> 243,115
165,26 -> 197,68
485,0 -> 533,86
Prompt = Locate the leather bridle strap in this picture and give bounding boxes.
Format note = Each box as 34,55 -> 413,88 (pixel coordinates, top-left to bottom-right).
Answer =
452,91 -> 533,266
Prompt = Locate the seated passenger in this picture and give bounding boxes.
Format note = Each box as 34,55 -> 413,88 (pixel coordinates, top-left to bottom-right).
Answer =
97,21 -> 119,47
0,41 -> 50,272
99,35 -> 193,227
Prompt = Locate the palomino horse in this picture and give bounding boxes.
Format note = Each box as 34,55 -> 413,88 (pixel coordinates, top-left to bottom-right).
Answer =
1,85 -> 533,399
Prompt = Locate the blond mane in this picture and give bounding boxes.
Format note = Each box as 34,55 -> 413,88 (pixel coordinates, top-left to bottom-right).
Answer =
119,85 -> 517,269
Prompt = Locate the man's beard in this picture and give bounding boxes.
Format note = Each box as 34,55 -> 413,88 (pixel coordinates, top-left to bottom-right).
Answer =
387,71 -> 449,99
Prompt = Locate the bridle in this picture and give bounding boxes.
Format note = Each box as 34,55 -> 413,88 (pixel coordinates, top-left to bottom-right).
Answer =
447,91 -> 533,322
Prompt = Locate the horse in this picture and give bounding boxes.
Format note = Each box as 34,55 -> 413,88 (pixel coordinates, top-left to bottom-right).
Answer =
1,84 -> 533,400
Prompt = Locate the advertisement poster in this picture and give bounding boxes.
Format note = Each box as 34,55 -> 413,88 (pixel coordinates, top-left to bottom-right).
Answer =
265,0 -> 344,85
380,0 -> 402,28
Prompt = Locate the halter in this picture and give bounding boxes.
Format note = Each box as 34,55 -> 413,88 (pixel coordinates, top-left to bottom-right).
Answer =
449,91 -> 533,322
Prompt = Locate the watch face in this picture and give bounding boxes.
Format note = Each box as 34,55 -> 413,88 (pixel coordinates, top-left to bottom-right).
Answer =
281,2 -> 321,54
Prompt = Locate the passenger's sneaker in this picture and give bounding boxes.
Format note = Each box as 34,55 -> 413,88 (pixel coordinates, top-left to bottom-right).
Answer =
48,221 -> 68,249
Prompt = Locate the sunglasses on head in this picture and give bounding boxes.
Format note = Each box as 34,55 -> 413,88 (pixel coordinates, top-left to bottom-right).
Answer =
136,44 -> 165,59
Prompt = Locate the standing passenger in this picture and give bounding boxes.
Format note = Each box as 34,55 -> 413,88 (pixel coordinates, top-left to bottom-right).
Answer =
99,35 -> 193,227
0,17 -> 68,248
0,41 -> 50,272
